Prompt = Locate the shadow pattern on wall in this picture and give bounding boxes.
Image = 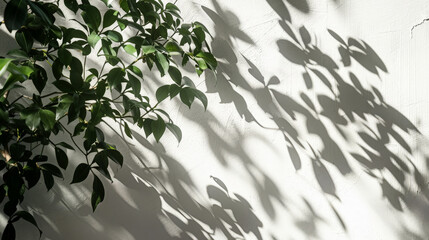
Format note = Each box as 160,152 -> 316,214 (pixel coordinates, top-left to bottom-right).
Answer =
9,0 -> 429,239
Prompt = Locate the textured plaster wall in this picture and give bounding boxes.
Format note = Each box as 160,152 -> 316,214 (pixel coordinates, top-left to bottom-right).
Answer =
2,0 -> 429,239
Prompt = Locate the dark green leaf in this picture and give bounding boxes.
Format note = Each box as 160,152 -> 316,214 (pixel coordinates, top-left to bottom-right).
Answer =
55,147 -> 68,169
41,163 -> 63,178
71,163 -> 90,184
106,30 -> 123,42
124,122 -> 133,139
168,66 -> 182,85
4,0 -> 28,32
155,51 -> 169,76
42,171 -> 54,190
190,88 -> 208,110
14,211 -> 42,237
151,115 -> 166,142
180,87 -> 194,108
2,223 -> 15,240
70,57 -> 83,90
15,29 -> 33,53
91,175 -> 104,211
196,52 -> 217,69
39,109 -> 55,131
103,9 -> 118,28
156,85 -> 170,102
106,67 -> 124,90
81,5 -> 101,32
105,149 -> 123,166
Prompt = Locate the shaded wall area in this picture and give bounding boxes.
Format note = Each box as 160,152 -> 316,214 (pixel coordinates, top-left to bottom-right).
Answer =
2,0 -> 429,239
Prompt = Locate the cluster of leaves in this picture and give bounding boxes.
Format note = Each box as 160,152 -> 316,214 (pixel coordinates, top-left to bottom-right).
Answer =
0,0 -> 217,239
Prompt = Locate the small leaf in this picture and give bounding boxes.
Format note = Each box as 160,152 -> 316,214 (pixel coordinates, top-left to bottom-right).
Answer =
124,122 -> 133,139
39,109 -> 56,131
4,0 -> 28,32
142,45 -> 156,54
105,149 -> 123,166
15,29 -> 33,53
123,45 -> 137,56
103,9 -> 118,28
156,85 -> 170,102
71,163 -> 90,184
91,175 -> 104,211
168,66 -> 182,85
58,48 -> 72,66
155,51 -> 169,76
106,67 -> 124,90
40,163 -> 63,178
70,57 -> 83,90
166,123 -> 182,143
151,115 -> 166,142
196,52 -> 217,69
81,5 -> 102,32
191,89 -> 208,110
180,87 -> 194,108
55,147 -> 68,169
165,41 -> 182,53
88,32 -> 101,48
42,171 -> 54,190
106,30 -> 123,42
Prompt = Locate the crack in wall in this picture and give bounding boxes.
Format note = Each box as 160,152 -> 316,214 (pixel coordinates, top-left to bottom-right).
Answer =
411,18 -> 429,38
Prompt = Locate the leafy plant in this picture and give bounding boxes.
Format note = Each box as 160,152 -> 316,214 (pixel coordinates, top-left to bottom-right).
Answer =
0,0 -> 217,239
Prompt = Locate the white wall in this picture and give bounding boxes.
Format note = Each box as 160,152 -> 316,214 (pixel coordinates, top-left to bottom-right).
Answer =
2,0 -> 429,239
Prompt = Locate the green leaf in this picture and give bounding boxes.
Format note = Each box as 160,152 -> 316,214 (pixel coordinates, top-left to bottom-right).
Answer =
105,149 -> 123,166
195,58 -> 207,70
81,5 -> 102,32
0,59 -> 12,78
103,9 -> 118,28
91,175 -> 104,211
166,123 -> 182,143
28,1 -> 54,26
156,85 -> 170,102
143,119 -> 153,137
4,0 -> 28,32
15,29 -> 33,53
58,48 -> 72,66
23,111 -> 41,131
168,66 -> 182,85
106,30 -> 123,42
142,45 -> 156,54
106,67 -> 124,90
56,94 -> 73,120
196,52 -> 217,69
2,223 -> 15,240
88,32 -> 101,48
71,163 -> 90,184
191,89 -> 208,110
42,171 -> 54,190
64,0 -> 78,13
166,2 -> 180,12
179,87 -> 194,108
151,115 -> 166,142
70,57 -> 83,90
39,109 -> 55,131
124,122 -> 133,139
31,65 -> 48,94
127,71 -> 141,97
14,211 -> 42,237
55,147 -> 68,169
155,51 -> 169,76
165,41 -> 182,53
41,163 -> 63,178
193,27 -> 206,43
123,45 -> 137,56
169,84 -> 181,99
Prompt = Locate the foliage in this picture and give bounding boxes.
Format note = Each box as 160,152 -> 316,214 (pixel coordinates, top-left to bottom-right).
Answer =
0,0 -> 216,239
